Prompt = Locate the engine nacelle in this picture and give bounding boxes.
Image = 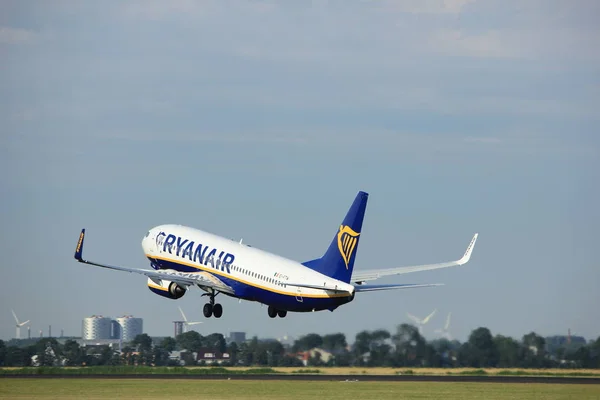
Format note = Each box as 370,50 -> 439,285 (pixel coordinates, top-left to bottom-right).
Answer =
147,277 -> 187,299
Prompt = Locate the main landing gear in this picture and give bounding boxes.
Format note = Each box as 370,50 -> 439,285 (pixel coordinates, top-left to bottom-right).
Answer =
268,305 -> 287,318
202,290 -> 223,318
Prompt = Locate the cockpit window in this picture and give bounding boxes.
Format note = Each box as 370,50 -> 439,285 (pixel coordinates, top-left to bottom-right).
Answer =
144,231 -> 150,238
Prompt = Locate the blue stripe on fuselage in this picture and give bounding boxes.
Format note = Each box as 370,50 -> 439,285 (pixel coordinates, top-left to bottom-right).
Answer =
147,256 -> 353,312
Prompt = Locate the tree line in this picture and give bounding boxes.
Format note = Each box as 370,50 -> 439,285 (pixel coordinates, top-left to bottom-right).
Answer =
1,324 -> 598,369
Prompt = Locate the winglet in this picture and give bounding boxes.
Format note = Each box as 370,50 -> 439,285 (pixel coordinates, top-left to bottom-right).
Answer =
74,229 -> 85,261
458,233 -> 478,264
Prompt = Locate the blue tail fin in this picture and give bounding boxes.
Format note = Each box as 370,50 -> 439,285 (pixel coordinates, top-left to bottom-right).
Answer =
302,191 -> 368,283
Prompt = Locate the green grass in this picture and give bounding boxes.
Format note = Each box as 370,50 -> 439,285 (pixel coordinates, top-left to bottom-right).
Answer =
0,366 -> 282,375
495,370 -> 600,377
1,366 -> 599,378
395,369 -> 414,375
0,379 -> 598,399
290,369 -> 322,374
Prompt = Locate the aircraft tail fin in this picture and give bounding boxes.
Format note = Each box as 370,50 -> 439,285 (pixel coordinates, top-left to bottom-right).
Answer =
74,229 -> 85,261
303,191 -> 368,283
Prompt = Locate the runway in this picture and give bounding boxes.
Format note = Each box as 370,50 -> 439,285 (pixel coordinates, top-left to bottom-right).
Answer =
2,374 -> 599,384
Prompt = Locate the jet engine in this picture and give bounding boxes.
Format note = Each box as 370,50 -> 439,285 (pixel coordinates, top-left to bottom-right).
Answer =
147,277 -> 187,299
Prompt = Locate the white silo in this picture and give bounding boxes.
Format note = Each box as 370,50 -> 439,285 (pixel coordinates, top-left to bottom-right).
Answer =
82,315 -> 112,340
115,315 -> 143,342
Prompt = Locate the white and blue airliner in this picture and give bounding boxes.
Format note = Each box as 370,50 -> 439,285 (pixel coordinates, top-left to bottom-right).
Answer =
74,191 -> 478,319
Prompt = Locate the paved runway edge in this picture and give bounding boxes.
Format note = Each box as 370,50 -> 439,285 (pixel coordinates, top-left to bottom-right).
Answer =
1,374 -> 599,384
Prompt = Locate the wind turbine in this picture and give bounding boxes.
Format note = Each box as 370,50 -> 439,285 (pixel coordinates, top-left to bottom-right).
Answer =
179,306 -> 202,332
435,312 -> 452,340
406,309 -> 437,335
11,309 -> 30,339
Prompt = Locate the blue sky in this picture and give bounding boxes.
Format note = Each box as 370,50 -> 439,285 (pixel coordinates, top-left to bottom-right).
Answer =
1,0 -> 599,344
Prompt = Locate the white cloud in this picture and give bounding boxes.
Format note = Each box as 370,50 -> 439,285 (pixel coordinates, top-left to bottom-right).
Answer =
442,0 -> 477,14
464,137 -> 501,144
10,109 -> 36,121
118,0 -> 277,20
0,27 -> 38,44
120,0 -> 213,20
2,0 -> 598,153
428,29 -> 519,59
110,1 -> 599,66
381,0 -> 477,14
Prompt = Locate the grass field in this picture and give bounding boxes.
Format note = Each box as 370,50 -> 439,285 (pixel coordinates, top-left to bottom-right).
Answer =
1,379 -> 599,400
214,366 -> 600,377
2,366 -> 599,377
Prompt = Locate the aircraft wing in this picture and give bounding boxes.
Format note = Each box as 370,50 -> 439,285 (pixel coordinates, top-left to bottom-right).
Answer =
351,233 -> 478,284
73,229 -> 234,294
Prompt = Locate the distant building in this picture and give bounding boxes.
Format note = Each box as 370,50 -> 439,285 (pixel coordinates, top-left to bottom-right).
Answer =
81,315 -> 144,343
173,321 -> 184,338
545,335 -> 587,347
110,320 -> 121,339
229,332 -> 246,344
196,348 -> 230,365
295,348 -> 333,366
82,315 -> 112,340
115,315 -> 143,342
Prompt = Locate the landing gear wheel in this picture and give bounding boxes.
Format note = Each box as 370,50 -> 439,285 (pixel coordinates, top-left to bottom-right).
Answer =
267,305 -> 277,318
203,303 -> 213,318
213,303 -> 223,318
277,310 -> 287,318
202,290 -> 221,318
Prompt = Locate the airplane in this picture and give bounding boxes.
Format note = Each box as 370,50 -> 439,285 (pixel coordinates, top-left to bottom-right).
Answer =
73,191 -> 478,319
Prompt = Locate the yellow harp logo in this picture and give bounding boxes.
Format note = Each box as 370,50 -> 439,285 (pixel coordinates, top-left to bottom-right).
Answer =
337,225 -> 360,269
76,231 -> 84,254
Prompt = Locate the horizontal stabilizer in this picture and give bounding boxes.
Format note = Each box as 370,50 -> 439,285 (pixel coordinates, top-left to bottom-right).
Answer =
351,233 -> 478,283
354,283 -> 443,292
